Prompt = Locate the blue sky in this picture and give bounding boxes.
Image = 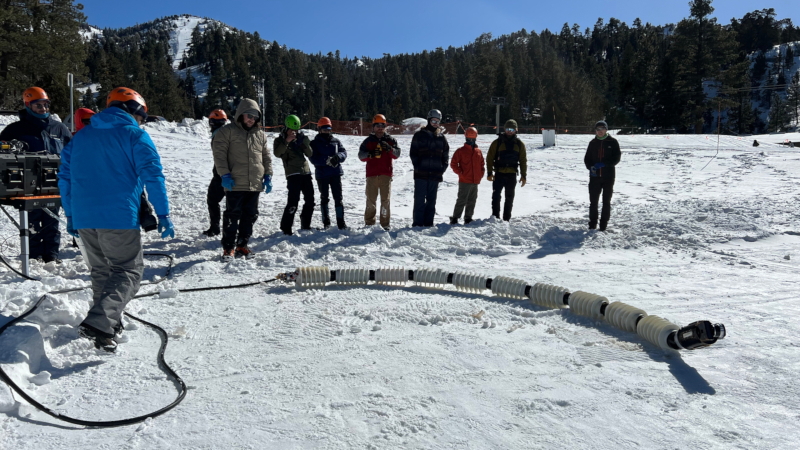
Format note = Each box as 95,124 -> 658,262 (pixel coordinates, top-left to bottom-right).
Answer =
79,0 -> 796,58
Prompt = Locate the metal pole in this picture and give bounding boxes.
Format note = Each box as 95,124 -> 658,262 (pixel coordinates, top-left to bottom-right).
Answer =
321,76 -> 325,117
19,210 -> 29,277
496,105 -> 500,134
68,73 -> 75,133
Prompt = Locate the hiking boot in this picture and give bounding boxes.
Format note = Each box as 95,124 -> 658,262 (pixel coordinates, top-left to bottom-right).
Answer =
43,256 -> 62,264
281,228 -> 293,236
202,227 -> 221,237
322,219 -> 331,229
599,221 -> 608,231
464,218 -> 473,224
235,246 -> 255,260
79,323 -> 118,353
221,248 -> 234,262
449,217 -> 458,225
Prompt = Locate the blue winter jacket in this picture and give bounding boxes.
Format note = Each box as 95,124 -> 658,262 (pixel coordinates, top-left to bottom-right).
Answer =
58,107 -> 169,229
309,134 -> 347,179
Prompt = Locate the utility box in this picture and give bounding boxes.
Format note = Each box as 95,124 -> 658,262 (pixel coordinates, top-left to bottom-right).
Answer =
542,129 -> 556,147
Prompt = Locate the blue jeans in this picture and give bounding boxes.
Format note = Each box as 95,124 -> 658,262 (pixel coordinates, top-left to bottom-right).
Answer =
412,179 -> 440,227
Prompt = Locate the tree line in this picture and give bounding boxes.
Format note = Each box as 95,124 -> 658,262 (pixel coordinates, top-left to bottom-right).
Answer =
1,1 -> 798,133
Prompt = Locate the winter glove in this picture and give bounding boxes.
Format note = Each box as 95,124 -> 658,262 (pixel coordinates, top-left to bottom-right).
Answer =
370,146 -> 381,158
326,154 -> 340,167
157,215 -> 175,239
520,177 -> 526,187
221,173 -> 235,190
594,162 -> 605,169
263,174 -> 272,194
487,174 -> 494,182
590,167 -> 598,177
66,216 -> 79,238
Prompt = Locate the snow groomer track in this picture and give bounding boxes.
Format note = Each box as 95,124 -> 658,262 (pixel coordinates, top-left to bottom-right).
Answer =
286,266 -> 726,352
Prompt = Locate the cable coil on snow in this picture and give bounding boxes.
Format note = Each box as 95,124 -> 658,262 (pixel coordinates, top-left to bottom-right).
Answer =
336,267 -> 370,285
452,271 -> 489,293
491,276 -> 528,300
414,268 -> 449,288
604,301 -> 648,333
568,291 -> 608,320
296,266 -> 330,288
637,315 -> 680,351
375,267 -> 408,286
529,283 -> 569,309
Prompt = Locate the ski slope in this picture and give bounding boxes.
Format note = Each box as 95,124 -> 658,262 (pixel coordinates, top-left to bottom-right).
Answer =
1,120 -> 800,449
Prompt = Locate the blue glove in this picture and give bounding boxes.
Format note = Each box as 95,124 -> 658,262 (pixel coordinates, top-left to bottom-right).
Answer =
66,216 -> 79,237
157,215 -> 175,239
221,173 -> 235,190
594,162 -> 605,169
263,174 -> 272,194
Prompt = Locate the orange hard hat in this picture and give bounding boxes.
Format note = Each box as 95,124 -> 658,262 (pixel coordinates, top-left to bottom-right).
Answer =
465,127 -> 478,139
318,117 -> 332,127
74,108 -> 96,132
23,87 -> 49,106
106,87 -> 147,112
209,109 -> 227,120
372,114 -> 387,124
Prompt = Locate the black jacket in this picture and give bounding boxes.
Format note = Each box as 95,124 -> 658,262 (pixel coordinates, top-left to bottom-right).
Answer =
0,109 -> 71,154
583,135 -> 621,179
409,125 -> 450,182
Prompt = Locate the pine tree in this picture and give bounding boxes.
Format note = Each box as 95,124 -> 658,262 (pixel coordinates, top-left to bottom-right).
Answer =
786,72 -> 800,127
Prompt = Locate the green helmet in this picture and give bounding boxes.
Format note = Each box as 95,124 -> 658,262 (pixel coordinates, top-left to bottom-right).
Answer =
285,115 -> 301,130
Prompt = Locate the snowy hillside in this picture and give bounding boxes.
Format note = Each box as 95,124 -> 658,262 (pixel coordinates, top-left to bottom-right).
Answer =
1,123 -> 800,448
751,41 -> 800,128
166,15 -> 208,70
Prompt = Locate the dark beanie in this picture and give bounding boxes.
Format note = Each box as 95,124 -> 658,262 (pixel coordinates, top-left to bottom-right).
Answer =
504,119 -> 518,129
595,120 -> 608,129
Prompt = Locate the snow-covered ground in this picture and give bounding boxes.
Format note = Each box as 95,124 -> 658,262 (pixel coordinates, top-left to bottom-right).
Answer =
1,121 -> 800,449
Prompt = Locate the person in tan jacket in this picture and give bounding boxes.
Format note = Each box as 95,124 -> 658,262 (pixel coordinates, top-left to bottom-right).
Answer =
212,98 -> 273,261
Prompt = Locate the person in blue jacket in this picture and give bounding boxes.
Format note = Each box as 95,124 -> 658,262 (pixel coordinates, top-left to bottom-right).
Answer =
0,87 -> 71,263
58,87 -> 174,352
310,117 -> 347,229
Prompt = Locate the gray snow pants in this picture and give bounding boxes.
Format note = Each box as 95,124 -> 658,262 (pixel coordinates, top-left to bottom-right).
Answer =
452,182 -> 479,221
79,229 -> 144,335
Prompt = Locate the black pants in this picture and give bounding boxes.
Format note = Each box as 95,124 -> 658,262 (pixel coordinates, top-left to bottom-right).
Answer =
28,207 -> 61,260
207,170 -> 226,230
222,191 -> 260,250
589,177 -> 615,228
280,174 -> 315,232
491,173 -> 517,221
412,179 -> 439,227
317,175 -> 343,226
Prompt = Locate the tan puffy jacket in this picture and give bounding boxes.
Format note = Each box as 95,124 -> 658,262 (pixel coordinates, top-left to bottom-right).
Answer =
212,99 -> 273,192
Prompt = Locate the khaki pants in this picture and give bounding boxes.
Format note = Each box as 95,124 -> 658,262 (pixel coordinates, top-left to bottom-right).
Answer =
365,175 -> 391,227
452,182 -> 479,221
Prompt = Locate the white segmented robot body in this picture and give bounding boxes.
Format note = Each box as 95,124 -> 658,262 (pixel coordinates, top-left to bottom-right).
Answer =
604,301 -> 647,333
452,272 -> 489,293
414,268 -> 449,288
637,315 -> 680,351
375,267 -> 408,286
530,283 -> 568,309
491,276 -> 528,300
568,291 -> 608,320
296,266 -> 330,288
336,267 -> 370,285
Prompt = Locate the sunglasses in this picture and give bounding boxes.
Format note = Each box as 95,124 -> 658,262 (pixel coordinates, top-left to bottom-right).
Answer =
244,113 -> 259,120
430,119 -> 440,124
506,128 -> 516,132
320,126 -> 332,131
30,101 -> 51,109
374,124 -> 386,128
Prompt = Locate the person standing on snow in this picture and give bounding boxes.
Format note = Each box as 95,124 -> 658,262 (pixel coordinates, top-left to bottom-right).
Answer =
0,87 -> 71,263
410,109 -> 449,227
212,99 -> 273,260
202,109 -> 229,237
358,114 -> 400,230
273,114 -> 314,235
449,127 -> 485,225
310,117 -> 347,230
58,87 -> 174,352
486,119 -> 527,221
583,120 -> 621,231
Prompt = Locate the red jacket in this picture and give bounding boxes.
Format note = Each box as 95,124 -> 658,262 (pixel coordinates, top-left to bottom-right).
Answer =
450,144 -> 485,184
359,133 -> 400,177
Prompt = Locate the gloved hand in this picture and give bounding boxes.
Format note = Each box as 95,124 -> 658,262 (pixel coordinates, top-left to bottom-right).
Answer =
520,177 -> 526,187
590,167 -> 598,177
370,146 -> 381,158
263,174 -> 272,194
326,154 -> 340,167
157,215 -> 175,239
66,216 -> 79,237
221,173 -> 235,190
594,162 -> 605,169
487,174 -> 494,182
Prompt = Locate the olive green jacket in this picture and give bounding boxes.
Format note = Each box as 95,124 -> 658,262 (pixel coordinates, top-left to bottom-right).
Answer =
273,131 -> 313,177
486,136 -> 527,179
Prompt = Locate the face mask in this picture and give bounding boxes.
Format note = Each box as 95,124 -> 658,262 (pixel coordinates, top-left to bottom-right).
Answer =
26,106 -> 50,120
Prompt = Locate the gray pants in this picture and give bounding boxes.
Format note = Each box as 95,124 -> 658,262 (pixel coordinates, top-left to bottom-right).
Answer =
452,183 -> 479,221
79,229 -> 144,335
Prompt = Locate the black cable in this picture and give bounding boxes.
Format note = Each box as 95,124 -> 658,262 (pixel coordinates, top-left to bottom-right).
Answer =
0,294 -> 187,427
0,205 -> 20,230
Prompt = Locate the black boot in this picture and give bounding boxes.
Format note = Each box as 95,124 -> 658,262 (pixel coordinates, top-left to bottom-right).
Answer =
202,227 -> 220,237
450,217 -> 458,225
335,206 -> 346,230
464,218 -> 473,224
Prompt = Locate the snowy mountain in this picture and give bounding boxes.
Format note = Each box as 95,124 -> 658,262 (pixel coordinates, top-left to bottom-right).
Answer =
2,118 -> 800,447
751,41 -> 800,129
